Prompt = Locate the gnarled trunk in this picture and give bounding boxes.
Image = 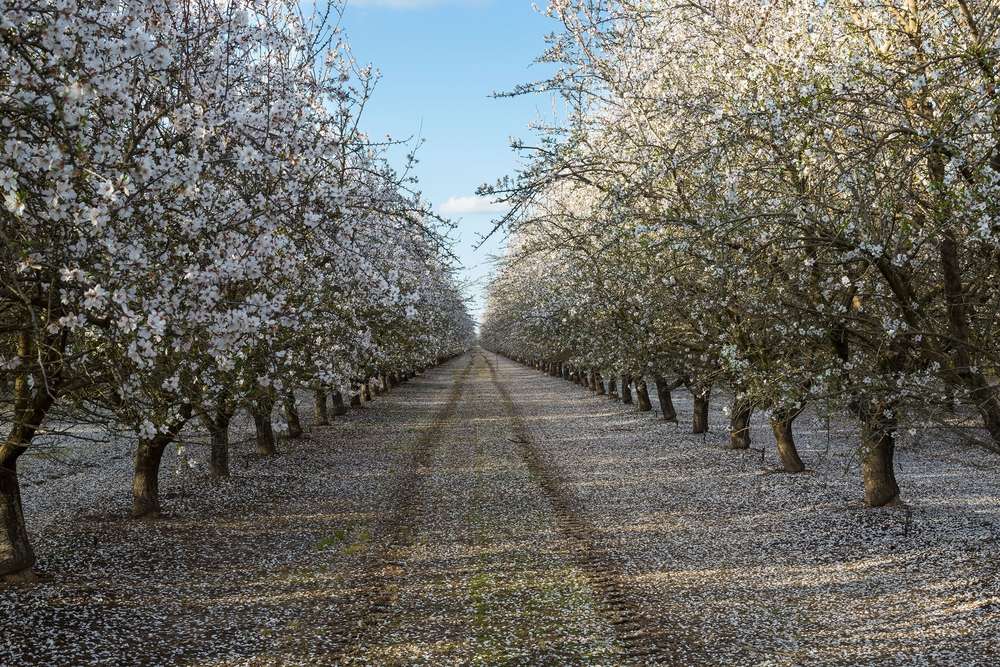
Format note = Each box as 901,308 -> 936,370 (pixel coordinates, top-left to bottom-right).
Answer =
594,372 -> 606,395
728,398 -> 753,449
314,389 -> 329,426
331,391 -> 347,417
607,375 -> 619,398
132,405 -> 193,519
635,379 -> 652,412
858,409 -> 901,507
1,447 -> 34,579
692,388 -> 711,434
284,393 -> 303,439
655,378 -> 679,423
253,394 -> 278,457
198,404 -> 235,479
1,331 -> 60,578
620,375 -> 633,404
133,437 -> 169,518
770,406 -> 805,473
361,382 -> 372,402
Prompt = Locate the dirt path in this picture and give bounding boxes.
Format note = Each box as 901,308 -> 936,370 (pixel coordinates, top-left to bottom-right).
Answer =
4,348 -> 997,666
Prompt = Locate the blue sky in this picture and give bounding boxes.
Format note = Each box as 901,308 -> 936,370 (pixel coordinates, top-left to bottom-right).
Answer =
339,0 -> 559,319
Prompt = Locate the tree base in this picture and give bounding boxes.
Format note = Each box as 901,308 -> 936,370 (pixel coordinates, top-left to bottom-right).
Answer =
2,567 -> 37,583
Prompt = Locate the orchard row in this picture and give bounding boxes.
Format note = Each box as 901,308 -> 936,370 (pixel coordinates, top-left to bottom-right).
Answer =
481,0 -> 1000,506
0,0 -> 474,581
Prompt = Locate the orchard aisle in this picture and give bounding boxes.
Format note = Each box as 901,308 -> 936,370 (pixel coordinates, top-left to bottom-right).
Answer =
340,350 -> 630,665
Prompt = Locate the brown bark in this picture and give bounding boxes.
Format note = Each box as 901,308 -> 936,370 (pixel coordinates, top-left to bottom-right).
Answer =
253,394 -> 278,457
692,389 -> 711,434
857,406 -> 901,507
1,447 -> 34,579
728,398 -> 753,449
132,404 -> 192,519
595,372 -> 606,395
1,330 -> 59,577
620,375 -> 633,404
361,382 -> 372,402
331,391 -> 347,417
198,403 -> 235,479
770,406 -> 806,473
655,378 -> 679,423
635,380 -> 652,412
314,389 -> 329,426
284,393 -> 303,439
607,375 -> 619,398
371,380 -> 380,397
350,390 -> 362,408
388,373 -> 399,388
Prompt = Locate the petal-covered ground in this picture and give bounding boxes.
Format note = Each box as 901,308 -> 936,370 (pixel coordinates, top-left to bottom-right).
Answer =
3,350 -> 998,666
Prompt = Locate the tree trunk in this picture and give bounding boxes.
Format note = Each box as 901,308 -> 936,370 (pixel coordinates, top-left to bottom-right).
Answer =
0,337 -> 58,578
594,372 -> 606,395
859,410 -> 901,507
371,380 -> 380,397
380,374 -> 390,392
199,405 -> 234,479
331,391 -> 347,417
608,375 -> 619,398
728,398 -> 753,449
635,380 -> 652,412
253,394 -> 278,457
133,437 -> 168,519
132,405 -> 192,519
621,375 -> 633,404
692,389 -> 710,434
350,390 -> 362,408
388,373 -> 399,389
770,406 -> 805,473
314,389 -> 329,426
655,378 -> 679,423
210,423 -> 230,478
0,447 -> 34,579
284,392 -> 303,439
361,382 -> 372,402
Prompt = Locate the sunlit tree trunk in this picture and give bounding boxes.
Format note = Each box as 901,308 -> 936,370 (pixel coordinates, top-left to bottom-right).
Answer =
635,379 -> 652,412
729,398 -> 753,449
655,377 -> 680,423
620,374 -> 633,404
770,406 -> 805,473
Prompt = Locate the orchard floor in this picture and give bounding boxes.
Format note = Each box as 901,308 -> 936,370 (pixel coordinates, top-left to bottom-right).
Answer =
2,350 -> 998,666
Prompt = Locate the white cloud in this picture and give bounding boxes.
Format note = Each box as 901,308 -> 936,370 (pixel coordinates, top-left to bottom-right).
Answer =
350,0 -> 487,8
438,196 -> 510,216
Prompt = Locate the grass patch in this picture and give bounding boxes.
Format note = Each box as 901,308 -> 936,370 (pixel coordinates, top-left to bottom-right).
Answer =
315,529 -> 349,551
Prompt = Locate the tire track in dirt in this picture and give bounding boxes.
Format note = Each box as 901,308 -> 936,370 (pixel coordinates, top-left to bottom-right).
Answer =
327,353 -> 477,664
483,353 -> 712,666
